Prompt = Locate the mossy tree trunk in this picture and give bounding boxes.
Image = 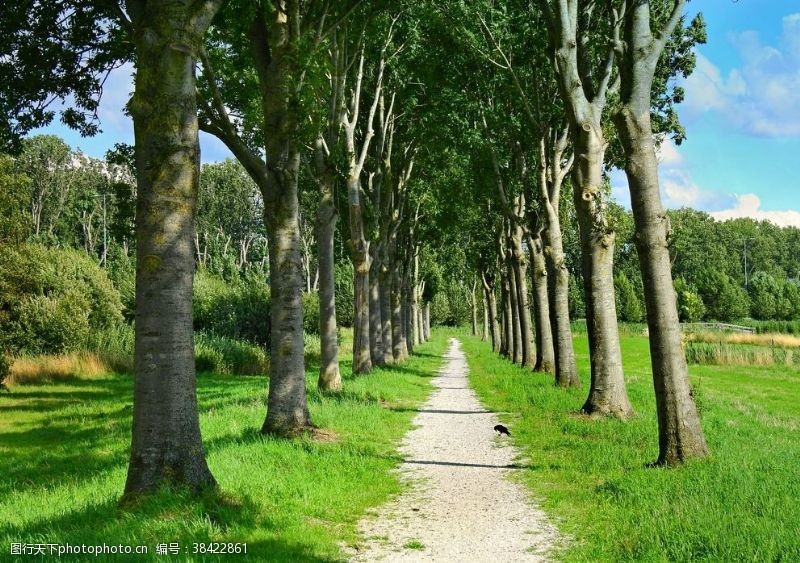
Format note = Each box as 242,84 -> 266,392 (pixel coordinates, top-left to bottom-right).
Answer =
124,0 -> 221,496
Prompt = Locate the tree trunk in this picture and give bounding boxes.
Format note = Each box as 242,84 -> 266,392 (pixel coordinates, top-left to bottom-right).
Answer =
541,205 -> 577,383
482,291 -> 489,342
507,261 -> 522,365
125,1 -> 218,495
616,107 -> 708,462
369,245 -> 385,365
573,127 -> 631,413
528,233 -> 555,373
379,259 -> 394,363
315,141 -> 341,391
391,260 -> 407,361
404,269 -> 415,355
499,274 -> 511,357
424,302 -> 431,340
262,149 -> 310,434
470,279 -> 479,336
510,228 -> 535,368
482,273 -> 501,353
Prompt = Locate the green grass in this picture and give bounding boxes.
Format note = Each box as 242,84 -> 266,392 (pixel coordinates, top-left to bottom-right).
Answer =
0,330 -> 449,562
462,333 -> 800,562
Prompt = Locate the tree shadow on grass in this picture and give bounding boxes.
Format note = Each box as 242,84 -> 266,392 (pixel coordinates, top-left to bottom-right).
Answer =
1,486 -> 331,562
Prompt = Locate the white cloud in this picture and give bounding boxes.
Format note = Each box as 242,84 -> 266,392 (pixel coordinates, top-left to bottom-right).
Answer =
710,194 -> 800,228
683,13 -> 800,137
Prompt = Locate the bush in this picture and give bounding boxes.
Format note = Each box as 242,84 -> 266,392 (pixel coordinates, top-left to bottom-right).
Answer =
614,273 -> 644,322
193,268 -> 270,346
334,262 -> 354,327
695,270 -> 749,322
302,291 -> 321,335
749,272 -> 792,320
0,244 -> 124,354
194,332 -> 269,375
674,278 -> 705,322
107,251 -> 136,322
0,351 -> 10,389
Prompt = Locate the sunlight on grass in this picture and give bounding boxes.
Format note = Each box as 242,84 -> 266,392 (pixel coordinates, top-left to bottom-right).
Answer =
463,333 -> 800,562
0,331 -> 449,561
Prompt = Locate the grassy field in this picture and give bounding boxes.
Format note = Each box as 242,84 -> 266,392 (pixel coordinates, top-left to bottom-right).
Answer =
0,331 -> 448,562
462,332 -> 800,562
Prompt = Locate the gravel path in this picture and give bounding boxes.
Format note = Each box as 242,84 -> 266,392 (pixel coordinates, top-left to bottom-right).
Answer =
350,338 -> 559,562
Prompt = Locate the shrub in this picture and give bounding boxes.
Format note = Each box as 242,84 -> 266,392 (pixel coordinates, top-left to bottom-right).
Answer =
194,333 -> 269,375
614,273 -> 644,322
193,268 -> 270,346
0,351 -> 10,389
695,270 -> 749,322
0,244 -> 124,354
302,291 -> 321,335
674,278 -> 705,322
107,251 -> 136,322
334,262 -> 354,327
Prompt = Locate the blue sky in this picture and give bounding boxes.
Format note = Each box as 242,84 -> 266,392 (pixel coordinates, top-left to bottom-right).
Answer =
33,1 -> 800,226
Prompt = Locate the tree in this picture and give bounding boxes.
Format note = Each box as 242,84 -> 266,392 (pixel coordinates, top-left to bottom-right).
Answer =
613,0 -> 709,463
0,0 -> 222,495
123,0 -> 222,494
538,0 -> 631,415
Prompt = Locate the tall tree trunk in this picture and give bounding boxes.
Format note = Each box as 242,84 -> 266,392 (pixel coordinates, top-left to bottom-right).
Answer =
482,273 -> 501,353
349,177 -> 372,374
424,302 -> 431,340
369,245 -> 385,365
616,109 -> 707,461
411,250 -> 421,346
262,150 -> 310,434
539,151 -> 577,383
379,259 -> 394,363
125,0 -> 219,495
391,260 -> 407,361
505,262 -> 521,364
482,291 -> 489,342
528,233 -> 555,373
499,274 -> 511,357
470,278 -> 479,336
510,227 -> 535,368
314,139 -> 340,391
614,0 -> 708,463
403,268 -> 415,355
573,127 -> 631,413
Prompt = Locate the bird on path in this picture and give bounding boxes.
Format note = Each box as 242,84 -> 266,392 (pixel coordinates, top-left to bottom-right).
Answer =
494,424 -> 510,437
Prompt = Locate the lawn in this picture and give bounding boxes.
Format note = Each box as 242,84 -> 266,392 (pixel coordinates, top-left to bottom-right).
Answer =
0,331 -> 449,562
462,333 -> 800,562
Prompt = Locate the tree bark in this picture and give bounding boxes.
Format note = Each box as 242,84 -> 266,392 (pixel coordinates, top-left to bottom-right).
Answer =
506,262 -> 522,364
391,259 -> 407,361
482,290 -> 489,342
538,136 -> 577,384
314,138 -> 341,391
612,0 -> 708,462
125,0 -> 219,496
573,126 -> 631,413
618,108 -> 706,461
369,245 -> 385,365
482,272 -> 501,352
528,233 -> 555,373
424,302 -> 431,340
510,222 -> 535,368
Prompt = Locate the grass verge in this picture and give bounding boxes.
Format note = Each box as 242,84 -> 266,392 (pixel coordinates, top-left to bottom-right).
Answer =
462,332 -> 800,562
0,330 -> 448,561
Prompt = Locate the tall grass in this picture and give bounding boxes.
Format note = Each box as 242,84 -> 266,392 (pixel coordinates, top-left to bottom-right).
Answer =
685,341 -> 800,366
463,333 -> 800,561
687,331 -> 800,348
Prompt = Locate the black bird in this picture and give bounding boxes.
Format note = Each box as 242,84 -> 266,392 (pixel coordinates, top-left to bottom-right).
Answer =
494,424 -> 510,437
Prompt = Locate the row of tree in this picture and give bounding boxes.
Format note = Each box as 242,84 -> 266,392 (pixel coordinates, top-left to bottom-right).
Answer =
2,0 -> 788,500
